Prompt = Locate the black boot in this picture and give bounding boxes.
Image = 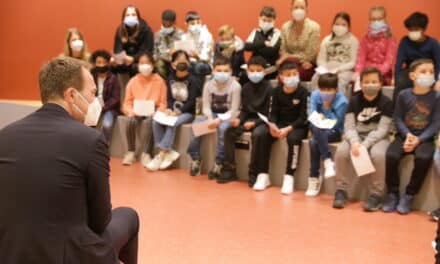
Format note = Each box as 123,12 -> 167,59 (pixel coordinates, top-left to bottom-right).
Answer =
217,162 -> 238,184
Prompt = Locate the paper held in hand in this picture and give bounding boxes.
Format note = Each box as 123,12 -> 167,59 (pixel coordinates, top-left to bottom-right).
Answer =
314,66 -> 337,75
350,146 -> 376,177
353,76 -> 362,93
308,111 -> 337,129
174,40 -> 196,53
257,112 -> 270,125
113,51 -> 127,65
217,112 -> 232,121
133,100 -> 155,117
192,119 -> 216,137
153,111 -> 178,127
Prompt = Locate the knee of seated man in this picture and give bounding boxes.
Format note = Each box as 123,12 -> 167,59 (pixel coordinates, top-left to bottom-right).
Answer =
113,207 -> 140,231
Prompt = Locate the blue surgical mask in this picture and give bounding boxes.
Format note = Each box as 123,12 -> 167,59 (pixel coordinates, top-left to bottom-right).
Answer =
416,74 -> 435,89
320,92 -> 336,102
248,72 -> 265,84
213,72 -> 231,83
370,20 -> 388,32
124,16 -> 139,27
283,76 -> 300,88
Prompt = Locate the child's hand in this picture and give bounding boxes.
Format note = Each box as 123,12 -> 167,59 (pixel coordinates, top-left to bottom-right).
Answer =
264,41 -> 272,47
124,55 -> 134,65
269,123 -> 280,138
302,62 -> 313,70
243,121 -> 256,130
351,142 -> 362,157
278,126 -> 292,139
208,118 -> 221,129
230,118 -> 240,128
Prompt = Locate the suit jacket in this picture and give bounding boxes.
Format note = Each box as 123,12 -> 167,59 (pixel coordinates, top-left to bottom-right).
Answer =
0,103 -> 116,264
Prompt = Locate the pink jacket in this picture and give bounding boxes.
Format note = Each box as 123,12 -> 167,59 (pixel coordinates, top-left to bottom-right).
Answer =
355,31 -> 397,79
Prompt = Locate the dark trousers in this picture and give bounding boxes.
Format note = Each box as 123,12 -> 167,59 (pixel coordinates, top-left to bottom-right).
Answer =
393,68 -> 412,104
309,126 -> 341,178
126,117 -> 153,154
385,136 -> 434,196
224,124 -> 308,184
103,207 -> 139,264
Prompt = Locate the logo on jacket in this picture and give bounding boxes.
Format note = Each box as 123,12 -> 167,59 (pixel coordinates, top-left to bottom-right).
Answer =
357,107 -> 381,122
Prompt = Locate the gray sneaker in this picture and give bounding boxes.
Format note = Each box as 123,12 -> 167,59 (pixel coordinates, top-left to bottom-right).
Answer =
208,163 -> 222,180
397,194 -> 414,215
382,193 -> 399,213
363,194 -> 382,212
190,160 -> 202,176
333,190 -> 347,209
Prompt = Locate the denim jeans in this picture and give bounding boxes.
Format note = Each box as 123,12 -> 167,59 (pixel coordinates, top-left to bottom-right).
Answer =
187,114 -> 231,164
309,125 -> 341,178
152,113 -> 194,151
101,111 -> 117,143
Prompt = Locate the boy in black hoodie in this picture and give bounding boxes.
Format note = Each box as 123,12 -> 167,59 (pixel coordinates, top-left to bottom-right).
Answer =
219,56 -> 272,184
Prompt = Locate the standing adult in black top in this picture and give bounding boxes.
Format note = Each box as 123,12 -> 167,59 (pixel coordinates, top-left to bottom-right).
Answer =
113,5 -> 154,99
0,57 -> 139,264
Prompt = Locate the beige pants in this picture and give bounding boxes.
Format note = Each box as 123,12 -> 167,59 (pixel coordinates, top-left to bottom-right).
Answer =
335,139 -> 389,196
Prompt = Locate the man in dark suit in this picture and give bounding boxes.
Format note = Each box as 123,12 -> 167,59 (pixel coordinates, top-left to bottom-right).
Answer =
0,57 -> 139,264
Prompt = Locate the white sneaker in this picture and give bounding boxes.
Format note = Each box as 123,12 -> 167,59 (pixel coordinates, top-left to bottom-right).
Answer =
281,174 -> 294,195
146,152 -> 165,171
324,158 -> 336,178
122,151 -> 136,166
253,173 -> 271,191
159,150 -> 180,170
305,177 -> 322,197
140,153 -> 152,168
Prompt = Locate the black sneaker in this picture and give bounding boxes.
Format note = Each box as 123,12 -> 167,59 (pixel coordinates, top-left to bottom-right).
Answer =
333,190 -> 347,209
248,174 -> 257,188
363,194 -> 382,212
428,208 -> 440,222
217,163 -> 238,184
190,160 -> 202,176
208,163 -> 222,180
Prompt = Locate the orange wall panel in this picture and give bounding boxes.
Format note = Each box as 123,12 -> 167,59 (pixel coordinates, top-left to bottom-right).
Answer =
1,0 -> 439,100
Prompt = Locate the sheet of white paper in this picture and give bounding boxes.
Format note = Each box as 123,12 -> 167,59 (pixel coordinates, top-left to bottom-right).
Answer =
257,112 -> 270,125
153,111 -> 178,127
192,120 -> 217,137
133,100 -> 155,117
308,111 -> 337,129
315,66 -> 329,75
350,146 -> 376,177
113,51 -> 127,65
174,40 -> 196,53
353,76 -> 362,92
218,113 -> 232,121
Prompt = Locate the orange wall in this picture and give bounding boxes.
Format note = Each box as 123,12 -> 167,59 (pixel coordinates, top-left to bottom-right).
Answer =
1,0 -> 439,100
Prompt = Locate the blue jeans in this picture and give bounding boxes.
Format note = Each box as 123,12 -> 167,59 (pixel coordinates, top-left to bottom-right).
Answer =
309,125 -> 341,178
187,114 -> 231,164
101,111 -> 117,143
152,113 -> 194,151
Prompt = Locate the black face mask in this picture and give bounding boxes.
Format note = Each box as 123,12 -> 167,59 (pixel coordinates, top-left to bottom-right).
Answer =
94,66 -> 109,74
176,63 -> 189,72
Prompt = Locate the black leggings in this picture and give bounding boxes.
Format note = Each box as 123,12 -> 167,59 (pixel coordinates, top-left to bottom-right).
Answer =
103,207 -> 140,264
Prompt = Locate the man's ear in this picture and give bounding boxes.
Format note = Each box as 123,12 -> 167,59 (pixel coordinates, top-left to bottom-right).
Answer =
64,87 -> 79,105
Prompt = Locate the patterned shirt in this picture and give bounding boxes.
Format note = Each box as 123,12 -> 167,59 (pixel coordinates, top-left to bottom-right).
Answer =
154,28 -> 184,62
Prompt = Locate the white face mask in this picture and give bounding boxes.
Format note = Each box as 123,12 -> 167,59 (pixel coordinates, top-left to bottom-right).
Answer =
161,26 -> 174,35
73,91 -> 102,127
259,20 -> 274,32
188,24 -> 202,34
416,74 -> 435,89
70,40 -> 84,52
333,25 -> 348,37
408,31 -> 422,41
292,9 -> 306,21
138,64 -> 153,76
124,16 -> 139,27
